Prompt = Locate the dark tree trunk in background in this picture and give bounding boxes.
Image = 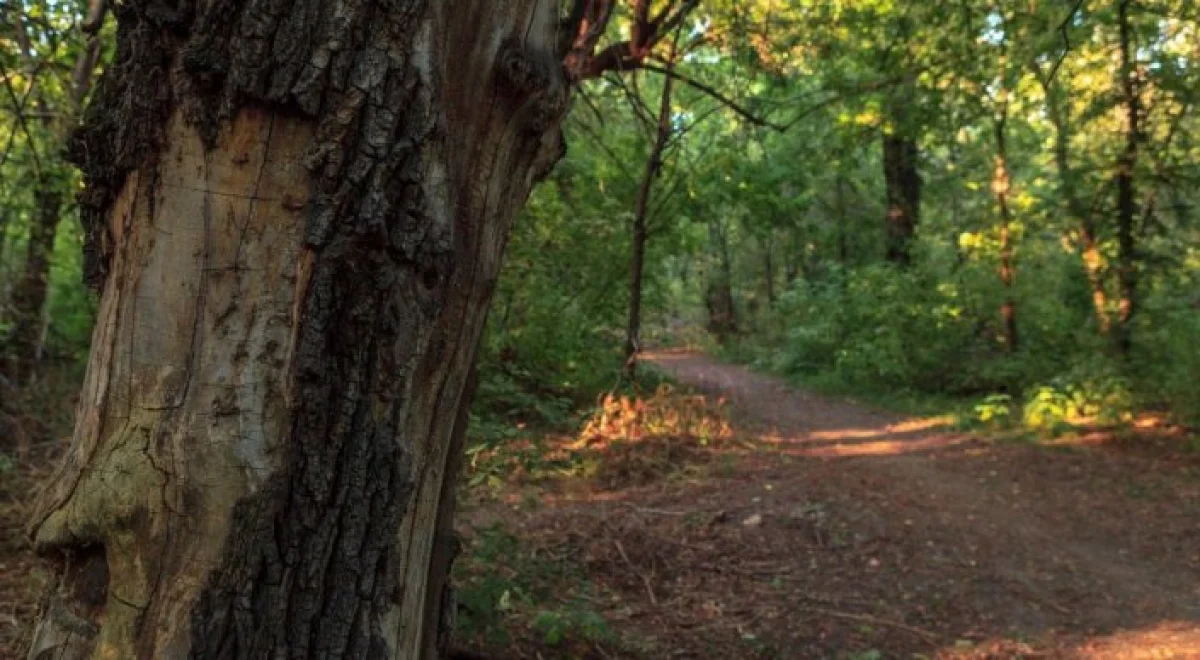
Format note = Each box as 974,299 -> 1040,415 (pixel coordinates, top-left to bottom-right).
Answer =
0,212 -> 9,270
784,228 -> 800,286
2,25 -> 100,384
992,48 -> 1018,353
763,233 -> 776,307
706,219 -> 737,340
26,1 -> 569,658
836,176 -> 849,270
624,61 -> 676,381
1114,0 -> 1140,356
882,132 -> 921,266
3,182 -> 61,383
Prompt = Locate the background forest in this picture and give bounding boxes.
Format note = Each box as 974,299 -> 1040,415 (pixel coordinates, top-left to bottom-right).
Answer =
2,0 -> 1200,658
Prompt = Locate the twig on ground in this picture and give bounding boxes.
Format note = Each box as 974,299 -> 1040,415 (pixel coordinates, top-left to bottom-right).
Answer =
614,539 -> 658,606
801,606 -> 939,642
617,501 -> 691,516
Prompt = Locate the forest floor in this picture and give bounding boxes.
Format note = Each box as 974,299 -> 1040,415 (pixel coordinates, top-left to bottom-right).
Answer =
454,349 -> 1200,659
2,351 -> 1199,658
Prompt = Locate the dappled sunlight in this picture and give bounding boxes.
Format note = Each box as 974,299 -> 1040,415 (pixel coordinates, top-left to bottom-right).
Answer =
573,384 -> 733,449
1075,621 -> 1200,659
1036,414 -> 1198,455
456,352 -> 1200,659
753,415 -> 965,456
790,433 -> 970,457
938,621 -> 1200,659
796,415 -> 955,442
462,384 -> 747,498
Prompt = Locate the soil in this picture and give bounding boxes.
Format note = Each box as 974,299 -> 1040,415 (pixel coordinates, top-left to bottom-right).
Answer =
457,350 -> 1200,659
4,350 -> 1200,659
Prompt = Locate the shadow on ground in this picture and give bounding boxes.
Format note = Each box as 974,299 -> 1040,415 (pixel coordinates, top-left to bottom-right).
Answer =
452,350 -> 1200,659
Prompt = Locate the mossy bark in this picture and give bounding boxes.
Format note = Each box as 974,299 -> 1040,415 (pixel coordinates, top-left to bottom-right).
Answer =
27,1 -> 568,658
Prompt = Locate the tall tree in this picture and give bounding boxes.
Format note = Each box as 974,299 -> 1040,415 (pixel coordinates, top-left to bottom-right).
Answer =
1114,0 -> 1141,355
990,2 -> 1018,352
623,61 -> 676,379
1,3 -> 101,383
24,0 -> 695,657
882,119 -> 922,265
1032,63 -> 1112,334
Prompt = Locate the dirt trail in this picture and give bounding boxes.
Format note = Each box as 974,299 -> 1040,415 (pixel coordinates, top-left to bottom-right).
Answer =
637,349 -> 1200,657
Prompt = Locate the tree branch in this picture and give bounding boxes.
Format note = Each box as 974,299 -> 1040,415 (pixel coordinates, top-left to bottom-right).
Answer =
81,0 -> 109,33
637,62 -> 785,130
1044,0 -> 1087,85
0,73 -> 44,177
568,0 -> 701,80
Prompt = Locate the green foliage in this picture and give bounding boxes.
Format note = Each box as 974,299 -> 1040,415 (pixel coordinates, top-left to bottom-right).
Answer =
1024,366 -> 1135,429
754,264 -> 990,393
731,247 -> 1193,432
453,525 -> 612,648
967,394 -> 1014,430
1137,300 -> 1200,425
531,607 -> 610,647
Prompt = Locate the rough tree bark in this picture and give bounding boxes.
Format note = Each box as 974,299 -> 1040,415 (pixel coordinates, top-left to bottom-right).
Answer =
25,0 -> 573,658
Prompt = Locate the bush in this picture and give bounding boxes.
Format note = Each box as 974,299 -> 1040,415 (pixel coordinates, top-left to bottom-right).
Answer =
1136,303 -> 1200,424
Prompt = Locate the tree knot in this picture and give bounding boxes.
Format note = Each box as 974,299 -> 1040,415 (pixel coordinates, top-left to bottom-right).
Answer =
496,41 -> 570,135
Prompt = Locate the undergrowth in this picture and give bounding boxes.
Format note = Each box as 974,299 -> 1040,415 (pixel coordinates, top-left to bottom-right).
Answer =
452,525 -> 616,653
718,262 -> 1199,440
453,377 -> 738,656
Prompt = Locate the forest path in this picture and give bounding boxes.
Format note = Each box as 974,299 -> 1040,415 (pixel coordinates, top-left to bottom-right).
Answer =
635,349 -> 1200,657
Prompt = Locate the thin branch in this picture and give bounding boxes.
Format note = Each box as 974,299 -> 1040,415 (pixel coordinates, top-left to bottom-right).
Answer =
0,73 -> 44,177
614,540 -> 658,606
0,72 -> 39,171
575,85 -> 608,127
571,0 -> 700,79
1044,0 -> 1088,85
564,114 -> 642,190
637,62 -> 785,130
607,71 -> 656,133
650,0 -> 700,41
82,0 -> 109,32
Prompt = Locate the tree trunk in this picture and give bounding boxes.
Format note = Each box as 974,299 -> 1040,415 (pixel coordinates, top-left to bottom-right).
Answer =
1114,0 -> 1139,356
705,220 -> 737,340
783,227 -> 800,286
763,233 -> 776,307
1034,68 -> 1110,334
2,26 -> 101,383
836,176 -> 849,271
624,66 -> 676,381
26,1 -> 568,659
992,66 -> 1017,353
3,183 -> 61,384
882,132 -> 921,266
0,211 -> 9,270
